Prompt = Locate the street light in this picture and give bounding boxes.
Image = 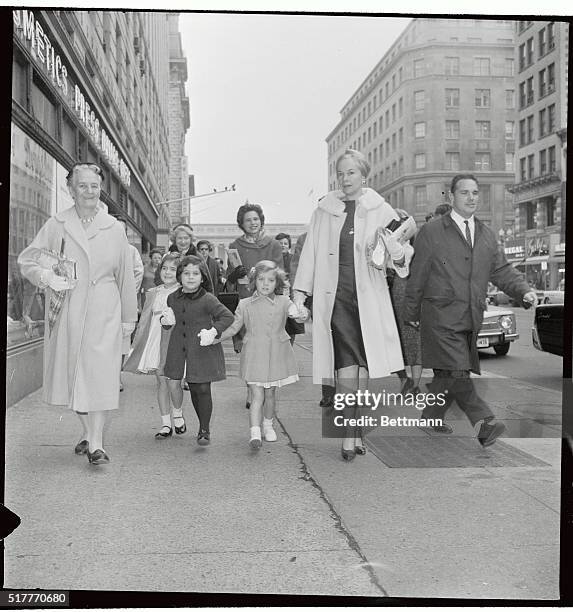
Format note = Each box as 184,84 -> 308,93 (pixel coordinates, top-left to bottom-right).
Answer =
155,184 -> 237,208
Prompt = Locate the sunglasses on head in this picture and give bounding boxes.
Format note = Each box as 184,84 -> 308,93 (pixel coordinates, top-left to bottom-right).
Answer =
67,163 -> 104,181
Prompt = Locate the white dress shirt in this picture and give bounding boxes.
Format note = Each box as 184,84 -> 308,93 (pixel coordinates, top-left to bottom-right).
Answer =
450,209 -> 475,247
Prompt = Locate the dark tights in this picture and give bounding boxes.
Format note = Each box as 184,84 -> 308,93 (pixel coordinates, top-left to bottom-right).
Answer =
188,382 -> 213,432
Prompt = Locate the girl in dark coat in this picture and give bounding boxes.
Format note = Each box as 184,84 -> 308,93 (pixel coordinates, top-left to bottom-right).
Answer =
161,256 -> 234,445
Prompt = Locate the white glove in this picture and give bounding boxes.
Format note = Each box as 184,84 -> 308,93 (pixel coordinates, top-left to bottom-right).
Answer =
383,230 -> 405,261
292,290 -> 307,311
43,270 -> 72,291
198,327 -> 218,346
122,322 -> 136,336
288,302 -> 309,322
160,307 -> 176,326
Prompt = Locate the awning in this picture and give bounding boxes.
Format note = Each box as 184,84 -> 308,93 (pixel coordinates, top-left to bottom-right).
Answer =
550,255 -> 566,263
524,255 -> 549,264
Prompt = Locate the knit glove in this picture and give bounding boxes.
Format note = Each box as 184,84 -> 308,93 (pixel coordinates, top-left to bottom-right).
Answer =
292,290 -> 307,311
160,307 -> 176,327
198,327 -> 218,346
227,265 -> 247,283
288,302 -> 309,322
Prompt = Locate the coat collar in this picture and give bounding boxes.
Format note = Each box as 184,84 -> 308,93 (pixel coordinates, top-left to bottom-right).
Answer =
441,212 -> 484,245
54,202 -> 116,258
176,287 -> 206,300
317,187 -> 387,216
250,291 -> 278,304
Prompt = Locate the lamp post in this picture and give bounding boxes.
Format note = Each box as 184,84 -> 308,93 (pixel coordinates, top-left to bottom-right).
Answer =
155,185 -> 237,225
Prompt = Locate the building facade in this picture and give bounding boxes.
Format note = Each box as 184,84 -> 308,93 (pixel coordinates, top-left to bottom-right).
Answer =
326,17 -> 517,232
8,9 -> 189,405
507,19 -> 568,291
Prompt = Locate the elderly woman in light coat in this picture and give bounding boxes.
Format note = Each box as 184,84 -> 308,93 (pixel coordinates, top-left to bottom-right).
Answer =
293,149 -> 407,461
18,162 -> 137,466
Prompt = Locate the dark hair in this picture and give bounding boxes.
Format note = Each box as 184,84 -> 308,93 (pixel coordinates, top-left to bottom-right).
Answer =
66,162 -> 104,184
450,174 -> 479,193
236,203 -> 265,230
275,233 -> 292,248
434,203 -> 452,217
154,252 -> 181,286
248,260 -> 286,295
424,212 -> 435,223
176,255 -> 213,293
196,240 -> 212,251
149,248 -> 163,259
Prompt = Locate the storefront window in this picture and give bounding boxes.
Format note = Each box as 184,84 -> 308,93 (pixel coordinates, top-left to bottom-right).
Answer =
7,124 -> 73,348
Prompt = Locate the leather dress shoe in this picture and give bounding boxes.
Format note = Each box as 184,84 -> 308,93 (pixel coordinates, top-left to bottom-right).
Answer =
478,421 -> 506,447
421,412 -> 453,434
341,447 -> 356,462
74,440 -> 89,455
319,396 -> 334,408
197,430 -> 210,446
87,449 -> 110,465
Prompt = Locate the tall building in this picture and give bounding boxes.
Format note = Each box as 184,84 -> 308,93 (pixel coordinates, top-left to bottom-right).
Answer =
326,17 -> 517,231
507,20 -> 568,292
8,10 -> 189,405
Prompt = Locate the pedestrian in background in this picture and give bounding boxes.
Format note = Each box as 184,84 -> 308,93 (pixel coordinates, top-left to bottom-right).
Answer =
276,232 -> 305,345
168,223 -> 197,257
293,149 -> 407,461
18,162 -> 137,465
404,174 -> 537,446
140,248 -> 163,307
196,239 -> 221,297
123,253 -> 183,439
215,260 -> 308,449
161,256 -> 234,446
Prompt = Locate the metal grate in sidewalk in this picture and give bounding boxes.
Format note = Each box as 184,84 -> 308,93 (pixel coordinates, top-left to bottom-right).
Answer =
365,435 -> 549,468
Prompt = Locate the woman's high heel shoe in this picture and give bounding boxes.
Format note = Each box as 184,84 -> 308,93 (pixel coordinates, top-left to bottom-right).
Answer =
154,426 -> 173,440
341,447 -> 356,461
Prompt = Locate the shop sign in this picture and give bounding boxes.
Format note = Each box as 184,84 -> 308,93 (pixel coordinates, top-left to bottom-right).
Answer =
13,9 -> 69,96
527,237 -> 549,257
13,10 -> 131,189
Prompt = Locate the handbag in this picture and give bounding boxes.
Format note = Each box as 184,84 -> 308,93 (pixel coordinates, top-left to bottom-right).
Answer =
217,282 -> 239,314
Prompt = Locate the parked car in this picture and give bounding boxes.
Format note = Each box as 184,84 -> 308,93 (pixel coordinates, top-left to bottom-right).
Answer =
478,305 -> 518,356
532,303 -> 563,356
540,289 -> 565,305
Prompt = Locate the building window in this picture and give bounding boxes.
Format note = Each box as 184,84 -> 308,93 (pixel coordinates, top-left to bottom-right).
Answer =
31,78 -> 58,139
415,185 -> 427,208
446,152 -> 460,171
473,57 -> 491,76
392,133 -> 396,152
414,90 -> 424,111
527,154 -> 535,178
475,152 -> 491,171
445,120 -> 460,139
526,37 -> 534,65
505,121 -> 514,140
519,43 -> 526,71
505,153 -> 514,171
505,89 -> 515,109
504,57 -> 515,76
399,97 -> 403,117
475,121 -> 491,138
479,184 -> 491,210
399,127 -> 403,146
474,89 -> 490,108
548,104 -> 556,132
445,88 -> 460,107
414,153 -> 426,170
539,68 -> 547,98
526,76 -> 534,104
538,27 -> 546,57
539,109 -> 547,137
445,56 -> 460,75
548,146 -> 556,172
547,22 -> 555,50
12,51 -> 28,108
415,122 -> 426,138
539,149 -> 547,175
385,110 -> 390,129
527,115 -> 534,143
519,82 -> 526,108
547,197 -> 556,226
392,104 -> 396,123
547,63 -> 555,92
520,157 -> 527,181
414,58 -> 424,78
526,203 -> 536,229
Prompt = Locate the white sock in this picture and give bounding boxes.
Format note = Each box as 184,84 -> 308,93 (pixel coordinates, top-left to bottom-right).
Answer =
172,408 -> 183,424
161,414 -> 171,428
250,426 -> 261,440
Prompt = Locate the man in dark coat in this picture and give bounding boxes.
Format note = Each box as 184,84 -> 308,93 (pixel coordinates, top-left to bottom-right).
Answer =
404,174 -> 537,447
197,240 -> 221,297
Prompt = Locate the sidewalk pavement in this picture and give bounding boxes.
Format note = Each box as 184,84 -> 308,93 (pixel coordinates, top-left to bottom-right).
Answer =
4,325 -> 561,600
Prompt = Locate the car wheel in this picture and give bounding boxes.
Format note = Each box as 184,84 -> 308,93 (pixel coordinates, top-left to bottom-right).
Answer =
493,343 -> 510,356
544,297 -> 550,304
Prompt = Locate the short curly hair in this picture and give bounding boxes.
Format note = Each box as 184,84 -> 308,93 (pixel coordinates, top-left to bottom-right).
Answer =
176,255 -> 213,293
154,252 -> 181,286
336,148 -> 370,179
236,203 -> 265,230
248,260 -> 287,295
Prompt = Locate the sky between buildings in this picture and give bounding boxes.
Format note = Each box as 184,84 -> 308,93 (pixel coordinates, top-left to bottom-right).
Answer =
181,13 -> 412,226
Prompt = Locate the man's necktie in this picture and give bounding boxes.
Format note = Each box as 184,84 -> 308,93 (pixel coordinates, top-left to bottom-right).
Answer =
464,220 -> 472,248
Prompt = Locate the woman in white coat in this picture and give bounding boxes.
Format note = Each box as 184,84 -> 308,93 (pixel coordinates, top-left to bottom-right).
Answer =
293,149 -> 407,461
18,163 -> 138,465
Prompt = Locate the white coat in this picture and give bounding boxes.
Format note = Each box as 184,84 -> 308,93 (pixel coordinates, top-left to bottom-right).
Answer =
18,205 -> 137,411
293,188 -> 406,384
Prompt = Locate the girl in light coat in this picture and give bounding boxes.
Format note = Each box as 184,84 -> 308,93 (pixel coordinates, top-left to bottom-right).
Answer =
293,149 -> 407,461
